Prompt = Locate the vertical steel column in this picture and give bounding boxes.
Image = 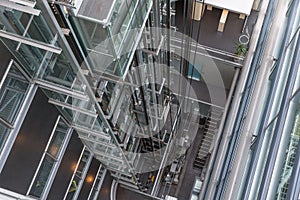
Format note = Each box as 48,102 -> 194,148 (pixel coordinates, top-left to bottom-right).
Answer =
203,0 -> 277,197
256,4 -> 300,197
286,130 -> 300,200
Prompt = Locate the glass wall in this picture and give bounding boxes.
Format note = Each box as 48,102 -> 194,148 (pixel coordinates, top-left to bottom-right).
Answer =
275,74 -> 300,199
237,1 -> 300,199
28,116 -> 71,199
69,0 -> 152,77
0,7 -> 54,77
0,61 -> 30,152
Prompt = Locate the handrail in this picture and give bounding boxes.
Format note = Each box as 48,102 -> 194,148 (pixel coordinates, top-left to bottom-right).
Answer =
0,188 -> 34,200
171,37 -> 244,59
110,180 -> 118,200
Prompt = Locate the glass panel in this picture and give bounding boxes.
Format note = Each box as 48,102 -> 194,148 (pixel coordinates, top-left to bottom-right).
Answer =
29,117 -> 69,198
47,121 -> 68,158
0,38 -> 46,76
69,0 -> 152,77
276,91 -> 300,199
1,9 -> 53,43
0,62 -> 29,153
40,53 -> 85,92
27,14 -> 54,43
0,7 -> 56,77
29,155 -> 55,198
0,124 -> 10,152
0,67 -> 29,123
188,63 -> 201,81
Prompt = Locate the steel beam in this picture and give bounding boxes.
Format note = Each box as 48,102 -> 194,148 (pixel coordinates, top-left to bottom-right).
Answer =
0,0 -> 40,15
0,30 -> 62,54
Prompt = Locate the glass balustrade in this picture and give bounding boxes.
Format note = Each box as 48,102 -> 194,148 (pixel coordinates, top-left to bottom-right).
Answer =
0,61 -> 30,152
29,117 -> 70,199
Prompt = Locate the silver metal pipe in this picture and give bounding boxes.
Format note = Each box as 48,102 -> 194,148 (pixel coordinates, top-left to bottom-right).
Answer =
199,68 -> 240,200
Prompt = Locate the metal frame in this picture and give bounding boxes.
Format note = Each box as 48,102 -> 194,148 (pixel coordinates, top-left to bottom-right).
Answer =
8,0 -> 36,8
0,58 -> 38,172
0,84 -> 37,173
63,146 -> 93,200
48,98 -> 97,118
286,138 -> 300,199
35,80 -> 88,101
0,117 -> 14,129
200,0 -> 277,197
0,188 -> 35,200
0,0 -> 40,15
0,30 -> 62,54
87,165 -> 107,200
257,11 -> 300,198
26,116 -> 73,199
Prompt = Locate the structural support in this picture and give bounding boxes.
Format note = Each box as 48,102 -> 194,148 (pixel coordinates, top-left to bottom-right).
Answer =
35,79 -> 88,101
286,139 -> 300,200
217,9 -> 229,32
0,0 -> 40,15
257,15 -> 300,198
0,30 -> 62,54
0,84 -> 38,173
48,98 -> 97,118
0,117 -> 14,129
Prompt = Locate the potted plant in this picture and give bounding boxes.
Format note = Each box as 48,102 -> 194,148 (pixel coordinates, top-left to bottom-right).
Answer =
234,42 -> 247,63
235,43 -> 247,57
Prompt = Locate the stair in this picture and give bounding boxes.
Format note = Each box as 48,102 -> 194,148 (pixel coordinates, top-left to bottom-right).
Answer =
193,108 -> 223,170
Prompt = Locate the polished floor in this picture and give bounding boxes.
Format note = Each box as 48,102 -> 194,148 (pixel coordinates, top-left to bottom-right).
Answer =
97,172 -> 113,200
47,132 -> 84,200
0,89 -> 58,194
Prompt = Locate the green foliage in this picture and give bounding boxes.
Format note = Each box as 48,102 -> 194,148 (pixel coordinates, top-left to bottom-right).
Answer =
235,43 -> 247,56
